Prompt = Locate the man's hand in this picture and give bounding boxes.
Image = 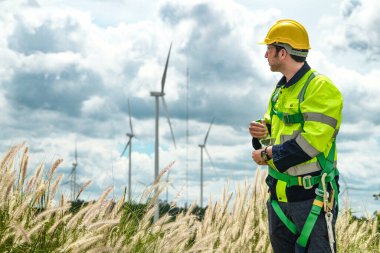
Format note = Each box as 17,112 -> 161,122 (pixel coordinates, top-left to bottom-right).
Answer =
249,120 -> 268,139
252,146 -> 273,165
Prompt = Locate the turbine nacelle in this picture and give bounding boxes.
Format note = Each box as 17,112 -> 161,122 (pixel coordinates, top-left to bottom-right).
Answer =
150,91 -> 165,97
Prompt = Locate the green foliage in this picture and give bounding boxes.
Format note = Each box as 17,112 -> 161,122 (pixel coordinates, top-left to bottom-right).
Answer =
119,201 -> 148,242
69,199 -> 86,213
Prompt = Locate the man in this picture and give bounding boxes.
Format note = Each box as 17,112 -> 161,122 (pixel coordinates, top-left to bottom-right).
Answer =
249,19 -> 343,253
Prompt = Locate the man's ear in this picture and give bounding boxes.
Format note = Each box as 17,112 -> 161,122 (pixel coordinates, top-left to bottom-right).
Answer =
280,49 -> 287,58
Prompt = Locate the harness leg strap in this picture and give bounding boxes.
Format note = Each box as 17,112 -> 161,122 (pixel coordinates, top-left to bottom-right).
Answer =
296,196 -> 323,248
271,199 -> 298,235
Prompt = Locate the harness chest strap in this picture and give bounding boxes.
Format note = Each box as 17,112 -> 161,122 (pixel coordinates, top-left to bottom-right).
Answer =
270,72 -> 317,126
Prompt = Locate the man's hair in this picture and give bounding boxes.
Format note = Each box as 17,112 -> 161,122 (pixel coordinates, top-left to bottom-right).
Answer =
274,45 -> 307,62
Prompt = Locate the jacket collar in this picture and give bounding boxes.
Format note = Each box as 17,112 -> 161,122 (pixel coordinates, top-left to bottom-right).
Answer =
276,62 -> 311,88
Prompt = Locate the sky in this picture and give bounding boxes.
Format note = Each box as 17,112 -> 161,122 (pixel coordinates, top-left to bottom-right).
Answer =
0,0 -> 379,216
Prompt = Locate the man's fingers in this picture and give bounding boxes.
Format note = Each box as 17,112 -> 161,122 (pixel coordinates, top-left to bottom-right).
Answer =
249,125 -> 266,131
249,122 -> 265,128
249,126 -> 267,138
249,126 -> 266,133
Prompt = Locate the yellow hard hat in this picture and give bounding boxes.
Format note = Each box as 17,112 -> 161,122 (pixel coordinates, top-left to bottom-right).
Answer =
260,19 -> 310,50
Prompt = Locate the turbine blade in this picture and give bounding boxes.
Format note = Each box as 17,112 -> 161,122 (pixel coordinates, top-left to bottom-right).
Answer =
128,99 -> 134,134
138,180 -> 150,187
161,97 -> 176,148
166,170 -> 178,191
161,42 -> 172,93
120,139 -> 131,157
205,147 -> 218,177
204,147 -> 215,168
204,117 -> 215,145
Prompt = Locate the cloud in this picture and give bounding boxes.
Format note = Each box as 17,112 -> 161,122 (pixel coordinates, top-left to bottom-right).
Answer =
320,0 -> 380,60
5,60 -> 104,116
156,0 -> 280,126
8,13 -> 86,55
0,0 -> 378,215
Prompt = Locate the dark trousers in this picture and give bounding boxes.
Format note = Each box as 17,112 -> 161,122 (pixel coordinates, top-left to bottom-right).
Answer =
267,198 -> 337,253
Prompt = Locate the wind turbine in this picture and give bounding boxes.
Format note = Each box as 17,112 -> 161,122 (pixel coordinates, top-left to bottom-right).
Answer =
110,151 -> 115,200
120,99 -> 135,201
185,66 -> 189,208
165,169 -> 178,203
150,43 -> 176,221
199,118 -> 215,208
70,141 -> 78,202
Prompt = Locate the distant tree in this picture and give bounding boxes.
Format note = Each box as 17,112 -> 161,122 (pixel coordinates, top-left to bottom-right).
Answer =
373,193 -> 380,200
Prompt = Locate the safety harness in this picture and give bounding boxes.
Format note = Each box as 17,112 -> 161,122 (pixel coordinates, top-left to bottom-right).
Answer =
268,72 -> 339,253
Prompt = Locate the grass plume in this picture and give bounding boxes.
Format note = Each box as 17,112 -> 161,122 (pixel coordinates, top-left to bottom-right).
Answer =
0,143 -> 378,252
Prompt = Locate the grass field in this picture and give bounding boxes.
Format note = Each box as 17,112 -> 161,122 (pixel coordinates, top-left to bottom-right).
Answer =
0,143 -> 379,252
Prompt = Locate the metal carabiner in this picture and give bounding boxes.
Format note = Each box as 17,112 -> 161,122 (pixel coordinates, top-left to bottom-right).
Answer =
325,211 -> 335,253
321,173 -> 329,212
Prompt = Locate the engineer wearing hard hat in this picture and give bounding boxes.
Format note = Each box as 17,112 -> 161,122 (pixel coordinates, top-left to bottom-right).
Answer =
249,19 -> 343,253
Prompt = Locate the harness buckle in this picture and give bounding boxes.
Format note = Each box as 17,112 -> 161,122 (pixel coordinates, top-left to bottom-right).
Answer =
302,175 -> 313,190
283,114 -> 291,125
315,188 -> 328,198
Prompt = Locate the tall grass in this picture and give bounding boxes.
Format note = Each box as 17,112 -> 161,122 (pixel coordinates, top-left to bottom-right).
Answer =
0,143 -> 378,252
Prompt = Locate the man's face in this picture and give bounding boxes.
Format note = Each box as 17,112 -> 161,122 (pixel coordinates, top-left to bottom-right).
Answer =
265,45 -> 282,72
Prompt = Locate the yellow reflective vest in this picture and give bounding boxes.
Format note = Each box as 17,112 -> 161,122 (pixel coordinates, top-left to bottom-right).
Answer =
264,69 -> 343,202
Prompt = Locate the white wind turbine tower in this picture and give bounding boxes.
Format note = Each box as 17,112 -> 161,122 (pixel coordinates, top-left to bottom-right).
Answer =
70,141 -> 78,202
165,169 -> 178,203
120,99 -> 135,201
199,118 -> 215,208
150,43 -> 177,221
165,170 -> 175,203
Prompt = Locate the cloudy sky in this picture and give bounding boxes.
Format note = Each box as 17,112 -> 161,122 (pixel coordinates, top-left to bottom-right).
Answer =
1,0 -> 379,216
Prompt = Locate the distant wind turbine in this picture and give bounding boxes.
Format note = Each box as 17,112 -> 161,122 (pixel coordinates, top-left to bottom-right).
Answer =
70,141 -> 79,202
165,169 -> 178,203
185,65 -> 189,207
120,99 -> 135,201
150,43 -> 176,221
199,118 -> 215,208
110,151 -> 115,200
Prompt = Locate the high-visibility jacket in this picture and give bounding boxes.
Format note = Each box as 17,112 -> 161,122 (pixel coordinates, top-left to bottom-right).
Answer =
264,67 -> 343,202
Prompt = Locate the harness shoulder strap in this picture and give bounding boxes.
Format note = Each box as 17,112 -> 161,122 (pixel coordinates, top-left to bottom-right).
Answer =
298,72 -> 318,103
270,72 -> 318,125
298,72 -> 318,129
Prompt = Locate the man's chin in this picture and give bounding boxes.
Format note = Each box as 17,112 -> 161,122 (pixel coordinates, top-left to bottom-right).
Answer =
269,66 -> 279,72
